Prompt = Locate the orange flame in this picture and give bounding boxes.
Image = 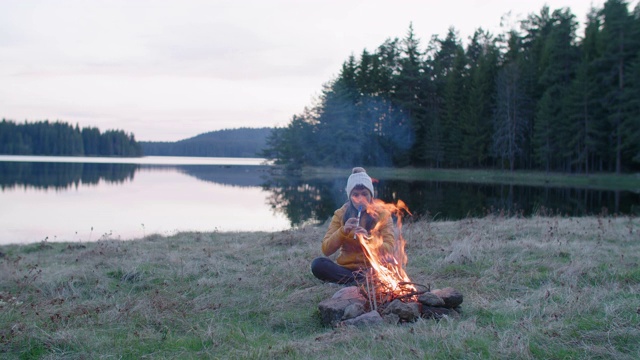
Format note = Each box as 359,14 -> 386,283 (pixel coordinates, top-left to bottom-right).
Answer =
357,199 -> 415,298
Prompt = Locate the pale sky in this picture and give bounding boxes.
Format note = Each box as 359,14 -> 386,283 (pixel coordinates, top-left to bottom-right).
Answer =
0,0 -> 614,142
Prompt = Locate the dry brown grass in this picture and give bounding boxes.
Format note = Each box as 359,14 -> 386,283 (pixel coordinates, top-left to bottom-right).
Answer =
1,214 -> 639,359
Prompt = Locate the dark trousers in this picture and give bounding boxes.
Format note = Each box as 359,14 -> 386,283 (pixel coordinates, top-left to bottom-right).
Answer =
310,257 -> 366,284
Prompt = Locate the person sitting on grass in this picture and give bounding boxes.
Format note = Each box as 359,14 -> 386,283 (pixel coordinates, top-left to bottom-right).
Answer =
310,167 -> 396,285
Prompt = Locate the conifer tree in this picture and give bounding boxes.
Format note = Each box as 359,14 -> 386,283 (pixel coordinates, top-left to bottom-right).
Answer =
533,8 -> 579,171
439,28 -> 467,167
392,24 -> 427,165
493,32 -> 530,171
622,2 -> 640,167
565,8 -> 605,173
462,29 -> 499,167
597,0 -> 635,173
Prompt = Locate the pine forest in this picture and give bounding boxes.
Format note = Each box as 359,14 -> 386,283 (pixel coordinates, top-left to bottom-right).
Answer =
0,119 -> 143,157
262,1 -> 640,174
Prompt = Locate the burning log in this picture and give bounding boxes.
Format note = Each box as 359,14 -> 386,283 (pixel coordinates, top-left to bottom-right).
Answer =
354,200 -> 416,302
356,270 -> 430,313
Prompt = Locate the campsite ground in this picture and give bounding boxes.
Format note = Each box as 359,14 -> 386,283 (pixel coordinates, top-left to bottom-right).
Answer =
1,214 -> 639,359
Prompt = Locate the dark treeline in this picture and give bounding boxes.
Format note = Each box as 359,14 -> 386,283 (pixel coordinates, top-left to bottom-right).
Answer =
263,0 -> 640,173
0,119 -> 143,157
140,127 -> 272,158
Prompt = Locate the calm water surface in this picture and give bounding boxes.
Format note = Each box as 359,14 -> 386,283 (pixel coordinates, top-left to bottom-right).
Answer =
0,156 -> 286,244
1,155 -> 638,245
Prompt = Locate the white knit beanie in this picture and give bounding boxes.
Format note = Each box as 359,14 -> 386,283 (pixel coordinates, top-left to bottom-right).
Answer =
345,167 -> 374,198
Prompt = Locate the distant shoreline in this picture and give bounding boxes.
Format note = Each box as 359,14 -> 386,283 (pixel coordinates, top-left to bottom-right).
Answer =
0,154 -> 270,166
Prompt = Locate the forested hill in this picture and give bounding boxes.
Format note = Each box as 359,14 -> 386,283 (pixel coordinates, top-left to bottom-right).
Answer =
0,119 -> 142,157
140,127 -> 272,158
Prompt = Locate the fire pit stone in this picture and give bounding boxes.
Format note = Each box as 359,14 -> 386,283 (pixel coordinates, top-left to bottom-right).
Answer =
430,287 -> 463,308
421,306 -> 460,320
342,303 -> 365,320
382,299 -> 421,322
318,285 -> 465,326
418,292 -> 446,307
340,311 -> 383,327
318,286 -> 367,326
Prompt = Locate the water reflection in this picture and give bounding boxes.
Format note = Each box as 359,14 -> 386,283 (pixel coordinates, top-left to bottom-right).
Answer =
375,180 -> 639,220
2,161 -> 638,222
0,161 -> 272,191
1,158 -> 638,244
174,165 -> 270,188
0,161 -> 290,244
0,161 -> 138,190
261,177 -> 343,226
263,177 -> 640,226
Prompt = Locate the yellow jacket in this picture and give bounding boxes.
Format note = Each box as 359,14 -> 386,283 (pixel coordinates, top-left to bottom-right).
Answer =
321,202 -> 396,270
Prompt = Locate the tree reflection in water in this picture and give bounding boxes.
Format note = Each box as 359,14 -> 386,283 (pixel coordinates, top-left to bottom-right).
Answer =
260,176 -> 640,226
0,161 -> 138,190
2,162 -> 638,228
261,177 -> 343,227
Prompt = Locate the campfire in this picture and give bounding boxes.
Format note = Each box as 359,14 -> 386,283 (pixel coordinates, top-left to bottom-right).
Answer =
318,199 -> 464,327
354,199 -> 429,311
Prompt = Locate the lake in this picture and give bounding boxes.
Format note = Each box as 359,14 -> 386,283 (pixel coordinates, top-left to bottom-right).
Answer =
1,155 -> 638,245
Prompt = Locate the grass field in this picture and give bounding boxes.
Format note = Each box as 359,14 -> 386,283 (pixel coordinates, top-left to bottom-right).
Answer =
1,214 -> 639,359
